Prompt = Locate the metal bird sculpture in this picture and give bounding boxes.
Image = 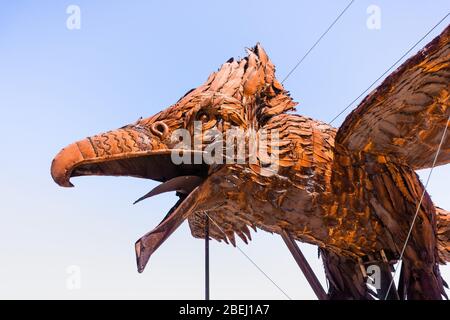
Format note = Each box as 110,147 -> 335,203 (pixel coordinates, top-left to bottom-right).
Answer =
51,25 -> 450,300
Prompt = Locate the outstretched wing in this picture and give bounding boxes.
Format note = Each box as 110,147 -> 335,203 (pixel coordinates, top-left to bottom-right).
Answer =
336,25 -> 450,170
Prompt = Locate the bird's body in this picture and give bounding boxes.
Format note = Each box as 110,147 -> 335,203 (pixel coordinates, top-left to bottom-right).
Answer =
187,114 -> 446,299
188,115 -> 406,259
51,25 -> 450,299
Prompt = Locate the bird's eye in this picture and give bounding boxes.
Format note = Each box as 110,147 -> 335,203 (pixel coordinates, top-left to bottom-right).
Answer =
150,121 -> 169,138
197,112 -> 210,123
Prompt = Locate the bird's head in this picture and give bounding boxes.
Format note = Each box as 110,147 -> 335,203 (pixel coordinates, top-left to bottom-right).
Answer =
51,44 -> 297,272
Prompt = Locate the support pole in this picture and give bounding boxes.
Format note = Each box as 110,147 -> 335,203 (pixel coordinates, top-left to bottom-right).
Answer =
280,229 -> 328,300
205,215 -> 210,300
378,263 -> 400,300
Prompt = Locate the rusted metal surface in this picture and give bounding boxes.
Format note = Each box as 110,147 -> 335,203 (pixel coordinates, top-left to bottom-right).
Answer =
51,25 -> 450,299
281,230 -> 328,300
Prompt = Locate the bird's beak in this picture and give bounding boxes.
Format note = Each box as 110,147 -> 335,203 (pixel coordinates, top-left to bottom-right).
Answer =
50,124 -> 205,187
50,124 -> 209,272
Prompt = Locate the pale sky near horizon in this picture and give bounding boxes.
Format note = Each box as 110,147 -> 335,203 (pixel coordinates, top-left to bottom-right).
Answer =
0,0 -> 449,299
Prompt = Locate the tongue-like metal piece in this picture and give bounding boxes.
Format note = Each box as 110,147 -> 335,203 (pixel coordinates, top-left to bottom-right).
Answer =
133,175 -> 204,205
134,185 -> 201,273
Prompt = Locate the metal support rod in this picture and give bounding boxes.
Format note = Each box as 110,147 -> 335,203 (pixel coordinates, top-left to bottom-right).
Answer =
280,229 -> 328,300
379,263 -> 400,300
205,215 -> 210,300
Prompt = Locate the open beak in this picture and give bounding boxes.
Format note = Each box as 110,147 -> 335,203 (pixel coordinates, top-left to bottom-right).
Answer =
51,124 -> 208,272
51,125 -> 207,187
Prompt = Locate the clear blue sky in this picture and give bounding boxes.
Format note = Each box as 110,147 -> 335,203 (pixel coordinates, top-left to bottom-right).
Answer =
0,0 -> 449,299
